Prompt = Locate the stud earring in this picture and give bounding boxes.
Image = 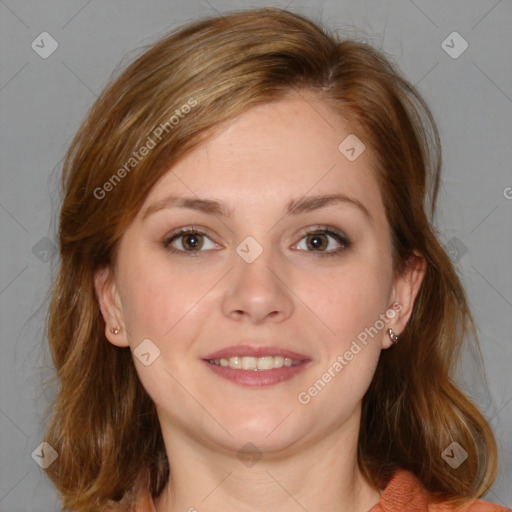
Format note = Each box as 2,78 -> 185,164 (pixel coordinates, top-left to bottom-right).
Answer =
387,328 -> 399,344
110,326 -> 120,335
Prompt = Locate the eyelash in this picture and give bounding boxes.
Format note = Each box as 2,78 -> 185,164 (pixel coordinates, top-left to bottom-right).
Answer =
162,225 -> 351,257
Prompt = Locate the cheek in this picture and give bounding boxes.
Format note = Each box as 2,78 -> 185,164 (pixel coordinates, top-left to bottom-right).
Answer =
117,249 -> 221,344
305,257 -> 392,344
115,254 -> 215,408
308,255 -> 392,407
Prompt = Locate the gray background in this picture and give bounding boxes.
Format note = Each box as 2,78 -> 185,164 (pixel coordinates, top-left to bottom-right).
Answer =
0,0 -> 511,510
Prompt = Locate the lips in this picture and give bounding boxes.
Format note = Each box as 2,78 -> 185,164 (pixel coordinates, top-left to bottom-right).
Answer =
202,343 -> 312,387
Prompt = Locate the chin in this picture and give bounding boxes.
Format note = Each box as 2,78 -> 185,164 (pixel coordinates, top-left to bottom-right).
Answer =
210,410 -> 308,454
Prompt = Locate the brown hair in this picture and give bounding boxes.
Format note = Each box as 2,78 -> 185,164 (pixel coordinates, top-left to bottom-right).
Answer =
44,7 -> 498,510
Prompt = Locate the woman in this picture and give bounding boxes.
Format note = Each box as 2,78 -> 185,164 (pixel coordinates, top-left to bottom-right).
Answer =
43,7 -> 508,512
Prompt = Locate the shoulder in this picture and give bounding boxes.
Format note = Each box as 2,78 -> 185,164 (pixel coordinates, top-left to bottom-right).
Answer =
370,469 -> 509,512
430,500 -> 510,512
461,500 -> 510,512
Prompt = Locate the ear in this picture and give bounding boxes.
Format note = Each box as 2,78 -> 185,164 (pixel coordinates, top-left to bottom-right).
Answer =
94,266 -> 129,347
383,250 -> 426,349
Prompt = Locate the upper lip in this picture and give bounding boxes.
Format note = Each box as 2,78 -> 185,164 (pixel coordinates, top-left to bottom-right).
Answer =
203,344 -> 310,361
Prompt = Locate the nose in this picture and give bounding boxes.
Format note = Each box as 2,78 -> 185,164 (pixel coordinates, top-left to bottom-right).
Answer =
221,247 -> 294,325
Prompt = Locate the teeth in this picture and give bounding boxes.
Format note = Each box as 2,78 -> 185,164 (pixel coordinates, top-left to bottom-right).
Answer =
209,355 -> 301,371
257,356 -> 274,370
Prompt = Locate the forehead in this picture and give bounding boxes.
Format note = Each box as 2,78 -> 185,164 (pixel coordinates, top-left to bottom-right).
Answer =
139,91 -> 383,219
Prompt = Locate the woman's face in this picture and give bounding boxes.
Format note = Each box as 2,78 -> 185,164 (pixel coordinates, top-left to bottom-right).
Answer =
96,91 -> 422,455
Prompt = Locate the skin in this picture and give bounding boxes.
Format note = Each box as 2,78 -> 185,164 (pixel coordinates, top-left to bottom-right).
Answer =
95,90 -> 425,512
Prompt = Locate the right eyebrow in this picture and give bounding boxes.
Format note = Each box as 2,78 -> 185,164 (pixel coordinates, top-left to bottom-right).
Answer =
141,196 -> 234,220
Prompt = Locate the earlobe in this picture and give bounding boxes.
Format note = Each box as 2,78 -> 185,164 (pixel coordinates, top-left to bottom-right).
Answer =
93,266 -> 130,348
384,251 -> 426,347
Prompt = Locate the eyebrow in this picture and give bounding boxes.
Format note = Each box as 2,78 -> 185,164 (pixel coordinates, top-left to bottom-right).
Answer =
286,194 -> 372,222
142,196 -> 234,220
142,193 -> 372,222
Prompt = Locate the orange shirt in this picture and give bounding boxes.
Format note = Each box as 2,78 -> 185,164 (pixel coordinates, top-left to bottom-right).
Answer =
367,469 -> 510,512
136,469 -> 510,511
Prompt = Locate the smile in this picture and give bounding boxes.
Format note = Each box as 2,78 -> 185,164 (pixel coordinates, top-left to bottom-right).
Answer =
207,355 -> 302,371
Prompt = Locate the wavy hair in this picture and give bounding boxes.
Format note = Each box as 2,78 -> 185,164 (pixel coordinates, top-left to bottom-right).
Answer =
44,7 -> 498,510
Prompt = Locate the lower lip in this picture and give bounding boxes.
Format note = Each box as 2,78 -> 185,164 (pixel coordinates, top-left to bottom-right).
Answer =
202,360 -> 311,387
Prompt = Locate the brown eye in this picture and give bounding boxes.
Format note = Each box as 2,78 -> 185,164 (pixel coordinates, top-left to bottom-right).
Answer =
164,228 -> 220,254
293,227 -> 351,256
181,233 -> 203,250
306,234 -> 328,251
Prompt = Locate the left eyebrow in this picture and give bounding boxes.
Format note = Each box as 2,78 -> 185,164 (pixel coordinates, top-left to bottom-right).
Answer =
286,193 -> 373,223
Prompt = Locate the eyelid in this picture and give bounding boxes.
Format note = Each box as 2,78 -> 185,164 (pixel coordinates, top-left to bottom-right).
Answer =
298,224 -> 347,236
163,225 -> 213,241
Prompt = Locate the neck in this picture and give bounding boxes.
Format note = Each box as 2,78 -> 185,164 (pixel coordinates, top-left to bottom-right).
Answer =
154,413 -> 382,512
